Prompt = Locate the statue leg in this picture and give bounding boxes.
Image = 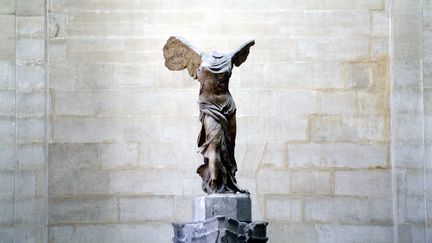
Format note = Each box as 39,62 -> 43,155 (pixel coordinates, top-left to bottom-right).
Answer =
202,115 -> 228,192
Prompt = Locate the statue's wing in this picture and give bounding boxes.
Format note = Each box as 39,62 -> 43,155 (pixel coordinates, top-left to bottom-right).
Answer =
163,36 -> 202,79
230,40 -> 255,67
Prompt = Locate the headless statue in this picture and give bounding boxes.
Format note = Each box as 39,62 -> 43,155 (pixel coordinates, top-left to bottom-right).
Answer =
163,36 -> 255,194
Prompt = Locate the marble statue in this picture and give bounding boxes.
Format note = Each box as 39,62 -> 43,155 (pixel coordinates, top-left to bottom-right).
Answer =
163,36 -> 255,194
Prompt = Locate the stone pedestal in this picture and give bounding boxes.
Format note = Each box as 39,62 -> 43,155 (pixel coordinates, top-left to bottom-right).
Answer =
172,194 -> 268,243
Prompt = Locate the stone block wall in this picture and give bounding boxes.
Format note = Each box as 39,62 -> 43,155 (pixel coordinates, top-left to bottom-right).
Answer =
0,0 -> 48,242
0,0 -> 430,242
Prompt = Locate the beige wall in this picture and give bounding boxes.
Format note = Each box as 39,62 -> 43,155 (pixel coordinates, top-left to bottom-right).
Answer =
0,0 -> 48,241
0,0 -> 431,242
47,0 -> 393,242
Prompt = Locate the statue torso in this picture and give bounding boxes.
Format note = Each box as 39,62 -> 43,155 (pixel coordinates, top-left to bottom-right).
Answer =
198,66 -> 233,107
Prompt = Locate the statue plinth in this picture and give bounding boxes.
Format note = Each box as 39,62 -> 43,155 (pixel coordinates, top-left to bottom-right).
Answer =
193,194 -> 251,222
172,194 -> 268,243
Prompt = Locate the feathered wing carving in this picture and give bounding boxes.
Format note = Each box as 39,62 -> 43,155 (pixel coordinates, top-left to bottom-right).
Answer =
230,39 -> 255,67
163,36 -> 202,79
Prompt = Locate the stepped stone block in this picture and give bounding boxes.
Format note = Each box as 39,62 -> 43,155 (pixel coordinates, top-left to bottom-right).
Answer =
173,194 -> 268,243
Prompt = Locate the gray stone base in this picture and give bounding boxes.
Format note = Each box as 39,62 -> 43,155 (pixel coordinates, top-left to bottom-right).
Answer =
172,194 -> 268,243
172,216 -> 268,243
193,194 -> 251,222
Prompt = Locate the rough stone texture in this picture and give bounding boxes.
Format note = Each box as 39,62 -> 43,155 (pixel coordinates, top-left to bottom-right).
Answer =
0,0 -> 48,242
391,0 -> 432,242
174,195 -> 267,243
173,216 -> 268,243
1,0 -> 430,242
193,194 -> 251,223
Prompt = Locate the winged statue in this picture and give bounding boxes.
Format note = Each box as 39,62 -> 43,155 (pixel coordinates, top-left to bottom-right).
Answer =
163,36 -> 255,194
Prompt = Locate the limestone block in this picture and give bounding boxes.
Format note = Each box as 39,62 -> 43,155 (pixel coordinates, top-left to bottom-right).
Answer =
15,197 -> 45,224
17,16 -> 44,36
48,169 -> 74,196
0,0 -> 14,14
17,117 -> 45,143
371,37 -> 389,60
0,228 -> 14,242
52,117 -> 160,143
18,143 -> 45,170
424,88 -> 432,114
114,64 -> 161,89
49,13 -> 65,38
175,195 -> 195,221
0,15 -> 15,36
393,0 -> 422,12
393,61 -> 422,88
392,142 -> 424,168
311,115 -> 386,142
260,143 -> 287,168
256,168 -> 290,194
120,196 -> 175,222
345,63 -> 373,88
49,63 -> 76,91
392,88 -> 423,114
393,114 -> 423,142
268,224 -> 315,243
16,170 -> 45,196
0,171 -> 14,195
74,169 -> 110,194
275,90 -> 317,115
235,143 -> 266,176
48,226 -> 75,242
279,10 -> 369,37
357,91 -> 386,116
16,36 -> 44,61
319,91 -> 356,115
265,115 -> 308,142
139,141 -> 190,169
0,144 -> 14,170
304,197 -> 392,224
109,170 -> 183,195
100,142 -> 139,169
193,194 -> 251,222
293,37 -> 369,62
48,39 -> 67,63
266,63 -> 343,89
335,170 -> 391,197
235,116 -> 266,143
231,90 -> 274,116
16,62 -> 45,90
406,195 -> 427,223
49,169 -> 110,196
49,143 -> 99,170
0,61 -> 14,89
0,90 -> 15,115
71,224 -> 172,243
372,11 -> 389,37
291,171 -> 331,195
17,92 -> 45,115
0,117 -> 15,142
310,115 -> 342,142
316,225 -> 393,243
288,143 -> 388,168
0,198 -> 14,225
14,225 -> 44,243
229,63 -> 265,89
16,0 -> 44,16
54,91 -> 96,116
265,196 -> 301,222
0,36 -> 15,60
48,196 -> 118,224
